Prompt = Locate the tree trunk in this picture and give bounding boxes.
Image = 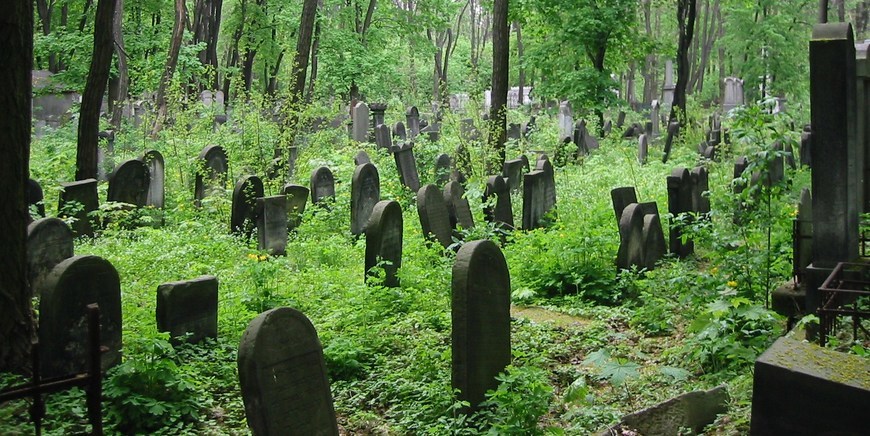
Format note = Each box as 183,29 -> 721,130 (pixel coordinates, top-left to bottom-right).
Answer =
152,0 -> 186,135
515,20 -> 524,105
76,0 -> 116,180
0,0 -> 35,374
489,0 -> 509,167
35,0 -> 58,72
670,0 -> 697,125
291,0 -> 318,104
110,0 -> 128,129
192,0 -> 223,91
836,0 -> 845,21
305,0 -> 323,102
819,0 -> 828,23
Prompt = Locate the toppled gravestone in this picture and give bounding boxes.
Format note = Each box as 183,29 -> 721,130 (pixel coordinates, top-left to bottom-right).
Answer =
600,385 -> 728,435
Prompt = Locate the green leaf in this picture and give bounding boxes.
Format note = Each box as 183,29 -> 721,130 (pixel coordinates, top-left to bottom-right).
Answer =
600,359 -> 639,386
659,366 -> 691,381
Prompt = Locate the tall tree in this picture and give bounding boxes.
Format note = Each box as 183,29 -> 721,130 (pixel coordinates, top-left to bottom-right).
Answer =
191,0 -> 224,91
109,0 -> 129,129
670,0 -> 696,125
489,0 -> 508,166
76,0 -> 116,180
152,0 -> 186,135
0,0 -> 34,373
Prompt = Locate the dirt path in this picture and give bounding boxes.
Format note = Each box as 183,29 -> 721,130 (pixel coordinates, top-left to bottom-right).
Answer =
511,305 -> 590,327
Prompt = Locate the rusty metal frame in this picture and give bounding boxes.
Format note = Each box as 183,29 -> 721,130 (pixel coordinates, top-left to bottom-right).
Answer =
817,263 -> 870,347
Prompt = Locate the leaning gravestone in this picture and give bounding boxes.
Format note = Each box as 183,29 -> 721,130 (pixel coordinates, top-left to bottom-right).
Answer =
452,240 -> 511,411
58,178 -> 99,237
141,150 -> 165,208
393,143 -> 421,192
637,134 -> 649,164
352,102 -> 370,142
616,203 -> 645,270
406,106 -> 420,138
283,184 -> 309,231
610,187 -> 638,224
194,145 -> 229,207
231,175 -> 265,238
238,307 -> 338,436
27,217 -> 74,295
375,124 -> 392,149
536,158 -> 557,214
638,202 -> 666,270
417,184 -> 454,249
443,181 -> 474,230
483,175 -> 514,230
522,170 -> 549,230
38,255 -> 122,378
667,167 -> 694,257
27,178 -> 46,218
354,150 -> 371,166
351,163 -> 381,236
257,195 -> 288,255
434,153 -> 452,186
156,275 -> 218,345
107,159 -> 150,207
503,158 -> 526,193
310,167 -> 336,205
365,200 -> 403,287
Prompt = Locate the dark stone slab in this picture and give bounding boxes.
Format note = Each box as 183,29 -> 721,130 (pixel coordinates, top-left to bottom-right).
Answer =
667,167 -> 694,257
616,111 -> 626,128
27,178 -> 46,218
638,134 -> 648,164
444,181 -> 474,230
690,166 -> 711,215
503,158 -> 525,193
617,203 -> 645,270
507,123 -> 521,140
141,150 -> 165,208
375,123 -> 392,149
27,217 -> 74,296
662,122 -> 680,163
38,255 -> 122,378
257,195 -> 288,255
365,200 -> 403,287
352,102 -> 370,142
535,158 -> 557,214
58,178 -> 99,237
795,188 -> 813,276
354,150 -> 371,166
417,184 -> 454,248
231,175 -> 264,238
639,202 -> 666,270
156,275 -> 218,345
406,106 -> 420,138
238,307 -> 338,436
351,163 -> 380,236
522,170 -> 549,230
800,125 -> 812,167
483,175 -> 514,230
750,336 -> 870,435
434,153 -> 452,186
453,143 -> 471,185
194,145 -> 229,207
310,166 -> 336,205
282,184 -> 309,231
393,121 -> 407,141
603,386 -> 728,436
107,159 -> 150,207
610,187 -> 638,225
452,240 -> 511,411
733,156 -> 749,194
393,143 -> 421,192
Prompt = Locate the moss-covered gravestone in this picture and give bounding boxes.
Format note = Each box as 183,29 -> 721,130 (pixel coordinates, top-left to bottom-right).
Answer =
283,184 -> 309,231
365,200 -> 403,287
310,166 -> 335,205
257,195 -> 288,255
392,143 -> 421,192
231,175 -> 264,238
141,150 -> 165,208
108,159 -> 150,207
522,170 -> 547,230
667,167 -> 694,257
156,275 -> 218,345
610,186 -> 638,225
483,175 -> 514,230
27,217 -> 74,296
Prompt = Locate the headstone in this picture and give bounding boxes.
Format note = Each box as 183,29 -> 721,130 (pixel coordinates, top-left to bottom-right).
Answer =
27,178 -> 46,218
443,181 -> 474,230
434,153 -> 452,186
453,143 -> 471,184
257,195 -> 288,255
38,255 -> 122,377
535,158 -> 557,215
156,275 -> 218,345
238,307 -> 339,436
606,386 -> 728,435
483,175 -> 514,229
406,106 -> 420,138
421,122 -> 441,142
351,163 -> 381,236
282,184 -> 309,231
610,187 -> 638,224
140,150 -> 165,208
27,217 -> 74,295
502,158 -> 526,193
616,111 -> 626,128
393,121 -> 407,141
231,175 -> 264,237
800,125 -> 812,167
58,179 -> 99,237
522,170 -> 550,230
194,145 -> 229,207
795,188 -> 814,278
616,203 -> 645,270
666,167 -> 694,257
662,60 -> 676,106
460,119 -> 480,143
107,159 -> 150,207
96,131 -> 115,181
507,123 -> 522,141
352,102 -> 370,142
662,122 -> 680,163
558,101 -> 574,140
310,167 -> 336,205
637,134 -> 649,164
722,77 -> 745,112
416,184 -> 454,249
354,150 -> 371,166
365,200 -> 403,287
603,120 -> 612,135
392,143 -> 421,192
650,100 -> 661,138
201,90 -> 214,106
451,240 -> 511,411
622,122 -> 642,139
690,166 -> 711,215
702,144 -> 716,161
733,156 -> 750,194
375,123 -> 392,149
638,202 -> 666,270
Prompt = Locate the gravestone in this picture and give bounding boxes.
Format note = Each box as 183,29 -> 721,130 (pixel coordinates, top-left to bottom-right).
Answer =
535,158 -> 557,215
507,123 -> 522,141
58,178 -> 99,237
156,275 -> 218,345
201,90 -> 214,106
365,200 -> 403,287
666,168 -> 694,257
97,131 -> 115,181
443,181 -> 474,230
310,167 -> 336,205
194,145 -> 229,207
393,121 -> 407,141
417,184 -> 454,249
722,77 -> 745,112
616,111 -> 626,128
453,143 -> 471,184
406,106 -> 420,138
392,143 -> 421,192
650,100 -> 661,138
141,150 -> 165,208
27,217 -> 74,295
351,163 -> 381,236
622,122 -> 642,139
434,153 -> 452,186
733,156 -> 749,194
352,102 -> 370,142
610,187 -> 638,224
638,202 -> 666,270
637,134 -> 649,164
702,144 -> 716,161
603,120 -> 612,135
690,166 -> 711,215
662,60 -> 675,106
522,116 -> 537,139
662,122 -> 680,163
795,188 -> 814,278
354,150 -> 371,166
107,159 -> 150,207
238,307 -> 338,436
483,175 -> 514,229
38,255 -> 122,378
800,125 -> 812,167
616,203 -> 645,270
460,118 -> 480,143
257,195 -> 288,255
452,240 -> 511,411
503,158 -> 526,193
231,175 -> 265,238
370,103 -> 387,135
558,101 -> 574,140
375,123 -> 392,149
522,170 -> 549,230
421,123 -> 441,142
574,119 -> 600,154
27,178 -> 46,218
283,184 -> 309,231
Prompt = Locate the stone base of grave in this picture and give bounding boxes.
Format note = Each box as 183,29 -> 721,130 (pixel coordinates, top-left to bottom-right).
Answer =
598,386 -> 728,436
771,281 -> 805,321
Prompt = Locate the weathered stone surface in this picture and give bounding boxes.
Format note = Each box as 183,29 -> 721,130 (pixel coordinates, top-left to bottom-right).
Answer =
354,150 -> 371,166
365,200 -> 403,287
27,217 -> 74,295
375,123 -> 392,149
443,181 -> 474,230
156,275 -> 218,344
141,150 -> 165,208
434,153 -> 452,186
38,255 -> 122,377
352,102 -> 370,142
406,106 -> 420,138
351,163 -> 380,236
194,145 -> 229,207
231,175 -> 265,237
417,184 -> 454,248
800,125 -> 812,167
257,195 -> 288,255
58,178 -> 99,237
238,307 -> 338,436
617,203 -> 645,270
283,184 -> 309,231
108,159 -> 150,207
393,143 -> 421,192
639,202 -> 666,270
452,240 -> 511,411
27,178 -> 46,218
522,170 -> 550,230
690,166 -> 710,215
535,158 -> 557,214
723,77 -> 745,112
603,386 -> 729,436
503,158 -> 525,193
733,156 -> 749,194
483,175 -> 514,230
667,167 -> 694,257
310,166 -> 336,205
393,121 -> 407,141
638,134 -> 649,164
610,187 -> 638,225
662,122 -> 680,163
751,336 -> 870,435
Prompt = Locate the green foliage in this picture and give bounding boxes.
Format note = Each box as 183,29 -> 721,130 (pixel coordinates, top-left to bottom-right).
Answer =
477,365 -> 554,434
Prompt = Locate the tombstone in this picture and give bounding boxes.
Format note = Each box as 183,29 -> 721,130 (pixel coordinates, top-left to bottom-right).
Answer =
522,170 -> 551,230
58,179 -> 99,237
558,101 -> 574,140
603,120 -> 612,135
156,275 -> 218,345
637,134 -> 649,164
38,255 -> 122,378
800,125 -> 812,167
27,178 -> 46,219
535,158 -> 557,215
215,90 -> 225,108
354,150 -> 371,166
393,121 -> 407,141
662,60 -> 676,106
650,100 -> 661,138
231,175 -> 264,238
352,102 -> 370,142
27,217 -> 74,295
638,202 -> 667,270
722,77 -> 745,112
522,117 -> 537,139
238,307 -> 339,436
795,188 -> 814,279
406,106 -> 420,138
616,111 -> 627,128
351,163 -> 380,236
282,184 -> 309,231
365,200 -> 403,287
690,166 -> 711,215
662,122 -> 680,164
201,90 -> 214,106
507,123 -> 522,141
140,150 -> 165,208
107,159 -> 150,208
610,187 -> 638,224
616,203 -> 645,270
453,143 -> 471,184
96,131 -> 115,181
502,158 -> 526,193
460,118 -> 480,143
434,153 -> 452,186
767,141 -> 786,186
702,144 -> 716,161
421,122 -> 441,142
194,145 -> 229,207
483,175 -> 514,229
375,123 -> 392,149
255,196 -> 286,255
417,184 -> 454,249
310,167 -> 336,205
451,239 -> 511,411
443,181 -> 474,230
392,143 -> 421,192
666,168 -> 694,257
622,122 -> 642,139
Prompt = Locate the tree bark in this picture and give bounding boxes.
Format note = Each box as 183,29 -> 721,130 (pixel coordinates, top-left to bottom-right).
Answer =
489,0 -> 509,166
291,0 -> 318,104
515,20 -> 524,105
819,0 -> 828,23
192,0 -> 223,91
110,0 -> 129,129
670,0 -> 697,125
0,0 -> 34,374
305,0 -> 324,102
76,0 -> 116,180
152,0 -> 186,135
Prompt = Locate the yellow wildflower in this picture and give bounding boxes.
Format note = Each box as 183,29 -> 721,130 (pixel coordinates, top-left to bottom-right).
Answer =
727,280 -> 738,288
247,253 -> 258,261
258,254 -> 268,261
711,267 -> 719,275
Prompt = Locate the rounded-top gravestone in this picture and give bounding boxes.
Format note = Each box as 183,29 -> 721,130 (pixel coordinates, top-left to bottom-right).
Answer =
351,163 -> 381,236
141,150 -> 165,208
194,145 -> 229,207
107,159 -> 151,207
416,184 -> 453,249
27,217 -> 74,295
365,200 -> 403,287
283,184 -> 309,231
231,175 -> 265,237
443,181 -> 474,230
310,167 -> 336,205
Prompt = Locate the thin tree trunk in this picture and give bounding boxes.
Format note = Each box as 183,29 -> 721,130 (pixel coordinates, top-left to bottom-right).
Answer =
670,0 -> 697,125
152,0 -> 186,135
515,20 -> 524,105
110,0 -> 129,129
489,0 -> 509,166
291,0 -> 318,104
820,0 -> 829,23
35,0 -> 57,72
305,0 -> 323,102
